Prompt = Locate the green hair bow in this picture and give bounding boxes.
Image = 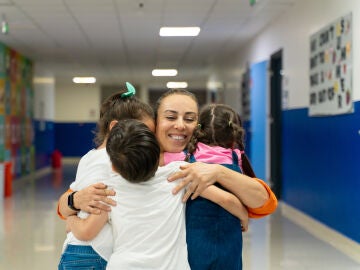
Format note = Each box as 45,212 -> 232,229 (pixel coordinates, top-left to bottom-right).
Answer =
121,82 -> 136,98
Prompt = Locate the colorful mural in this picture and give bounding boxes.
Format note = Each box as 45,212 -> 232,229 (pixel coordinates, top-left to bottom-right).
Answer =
0,42 -> 34,178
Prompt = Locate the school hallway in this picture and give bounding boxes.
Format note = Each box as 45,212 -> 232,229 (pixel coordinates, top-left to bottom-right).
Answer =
1,163 -> 359,270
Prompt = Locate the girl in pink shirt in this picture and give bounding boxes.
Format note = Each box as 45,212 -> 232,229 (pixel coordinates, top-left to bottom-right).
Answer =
164,103 -> 259,270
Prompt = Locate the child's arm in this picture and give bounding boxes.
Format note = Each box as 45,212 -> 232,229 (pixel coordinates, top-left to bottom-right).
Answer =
66,211 -> 109,241
201,185 -> 249,231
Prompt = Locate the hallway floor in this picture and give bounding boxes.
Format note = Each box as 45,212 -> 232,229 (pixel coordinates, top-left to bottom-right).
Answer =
1,163 -> 359,270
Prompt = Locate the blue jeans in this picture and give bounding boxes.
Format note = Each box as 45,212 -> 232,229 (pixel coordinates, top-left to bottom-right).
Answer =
58,245 -> 107,270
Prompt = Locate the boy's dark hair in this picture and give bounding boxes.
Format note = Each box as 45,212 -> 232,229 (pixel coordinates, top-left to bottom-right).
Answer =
94,88 -> 154,147
106,119 -> 160,183
186,103 -> 256,177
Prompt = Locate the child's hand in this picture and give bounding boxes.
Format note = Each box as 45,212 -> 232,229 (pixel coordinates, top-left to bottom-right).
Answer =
241,217 -> 249,232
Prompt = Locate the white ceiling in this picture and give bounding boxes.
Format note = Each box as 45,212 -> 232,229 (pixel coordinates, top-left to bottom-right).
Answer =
0,0 -> 295,88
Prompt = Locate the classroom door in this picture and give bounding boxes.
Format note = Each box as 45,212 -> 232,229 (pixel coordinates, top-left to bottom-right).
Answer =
269,50 -> 283,199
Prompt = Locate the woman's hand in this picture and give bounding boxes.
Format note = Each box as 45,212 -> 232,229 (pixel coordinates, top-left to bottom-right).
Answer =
74,183 -> 116,214
168,162 -> 221,202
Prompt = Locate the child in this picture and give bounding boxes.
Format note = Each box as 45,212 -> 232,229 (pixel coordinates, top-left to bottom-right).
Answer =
66,119 -> 191,270
58,82 -> 155,270
164,103 -> 256,270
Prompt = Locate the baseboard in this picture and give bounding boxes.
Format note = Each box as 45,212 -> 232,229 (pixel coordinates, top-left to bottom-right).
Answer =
13,166 -> 52,188
281,202 -> 360,264
62,157 -> 81,164
12,159 -> 80,188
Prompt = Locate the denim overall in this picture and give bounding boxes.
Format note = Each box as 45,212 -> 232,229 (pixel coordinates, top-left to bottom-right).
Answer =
58,245 -> 107,270
186,151 -> 243,270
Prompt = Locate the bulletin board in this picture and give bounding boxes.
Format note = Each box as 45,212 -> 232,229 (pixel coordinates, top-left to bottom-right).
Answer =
309,13 -> 353,116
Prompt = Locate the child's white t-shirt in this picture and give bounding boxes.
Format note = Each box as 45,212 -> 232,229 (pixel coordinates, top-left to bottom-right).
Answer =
105,161 -> 190,270
62,147 -> 113,261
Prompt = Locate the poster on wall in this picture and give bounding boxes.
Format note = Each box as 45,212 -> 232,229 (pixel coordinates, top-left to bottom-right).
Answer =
309,13 -> 353,116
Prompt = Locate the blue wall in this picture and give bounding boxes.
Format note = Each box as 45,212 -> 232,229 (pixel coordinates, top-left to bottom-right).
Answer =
34,120 -> 54,169
246,59 -> 360,243
282,101 -> 360,243
250,60 -> 268,180
54,122 -> 97,157
33,121 -> 96,170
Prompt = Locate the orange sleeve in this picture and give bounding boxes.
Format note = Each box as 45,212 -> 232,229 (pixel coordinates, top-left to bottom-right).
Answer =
247,178 -> 278,219
57,189 -> 73,220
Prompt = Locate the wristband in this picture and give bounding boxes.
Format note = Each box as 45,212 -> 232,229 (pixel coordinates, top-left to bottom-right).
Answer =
67,191 -> 80,211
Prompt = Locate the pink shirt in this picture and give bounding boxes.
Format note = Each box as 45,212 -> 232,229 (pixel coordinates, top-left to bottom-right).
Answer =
164,142 -> 279,219
164,142 -> 243,169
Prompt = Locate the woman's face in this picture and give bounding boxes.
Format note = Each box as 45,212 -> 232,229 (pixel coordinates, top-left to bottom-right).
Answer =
156,94 -> 198,153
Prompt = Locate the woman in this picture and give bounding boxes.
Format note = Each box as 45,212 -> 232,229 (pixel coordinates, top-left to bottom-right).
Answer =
59,90 -> 275,217
154,89 -> 275,213
57,89 -> 277,269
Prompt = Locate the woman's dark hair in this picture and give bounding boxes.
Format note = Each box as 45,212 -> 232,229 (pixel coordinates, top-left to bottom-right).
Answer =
94,88 -> 154,146
186,103 -> 256,177
153,89 -> 199,121
106,119 -> 160,183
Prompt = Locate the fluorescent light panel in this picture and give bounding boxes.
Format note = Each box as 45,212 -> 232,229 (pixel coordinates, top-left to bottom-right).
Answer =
33,77 -> 55,84
167,82 -> 188,89
72,77 -> 96,84
152,69 -> 178,76
159,27 -> 200,37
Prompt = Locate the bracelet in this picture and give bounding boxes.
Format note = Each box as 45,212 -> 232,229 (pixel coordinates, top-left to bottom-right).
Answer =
68,191 -> 80,211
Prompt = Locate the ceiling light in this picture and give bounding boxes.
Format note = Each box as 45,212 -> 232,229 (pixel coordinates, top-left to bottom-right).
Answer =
159,27 -> 200,37
1,14 -> 9,35
207,81 -> 223,89
152,69 -> 178,76
166,82 -> 188,89
33,77 -> 55,84
72,77 -> 96,84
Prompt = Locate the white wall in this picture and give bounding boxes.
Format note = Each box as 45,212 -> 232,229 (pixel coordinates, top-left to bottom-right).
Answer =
34,81 -> 55,121
55,83 -> 100,122
54,82 -> 152,122
217,0 -> 360,109
33,66 -> 55,121
224,82 -> 242,113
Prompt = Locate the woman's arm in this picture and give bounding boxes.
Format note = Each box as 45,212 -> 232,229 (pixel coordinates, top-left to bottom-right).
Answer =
201,185 -> 249,231
168,162 -> 273,209
66,211 -> 109,241
247,178 -> 278,218
57,183 -> 116,219
58,190 -> 77,219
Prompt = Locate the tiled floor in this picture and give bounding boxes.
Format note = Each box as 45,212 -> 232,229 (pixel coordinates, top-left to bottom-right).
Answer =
1,163 -> 360,270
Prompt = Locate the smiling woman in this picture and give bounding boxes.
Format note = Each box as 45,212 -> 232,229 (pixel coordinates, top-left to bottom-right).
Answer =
154,89 -> 199,161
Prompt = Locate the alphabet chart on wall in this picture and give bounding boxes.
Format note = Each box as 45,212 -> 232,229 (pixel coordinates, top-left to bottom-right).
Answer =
309,13 -> 353,116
